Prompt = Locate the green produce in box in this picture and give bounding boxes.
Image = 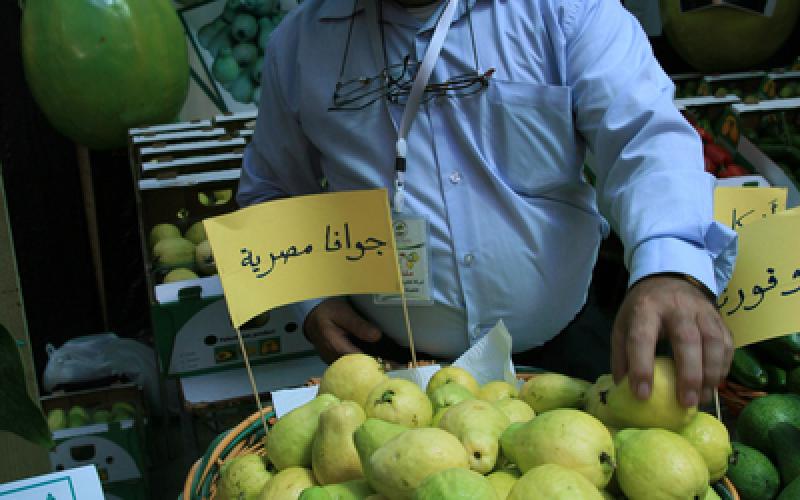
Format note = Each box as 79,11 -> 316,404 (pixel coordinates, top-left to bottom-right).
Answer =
232,13 -> 258,42
47,409 -> 67,432
768,422 -> 800,486
213,48 -> 241,84
778,476 -> 800,500
198,18 -> 228,49
789,367 -> 800,394
229,72 -> 254,104
736,393 -> 800,455
232,42 -> 259,66
755,335 -> 800,370
208,26 -> 234,58
726,442 -> 780,500
766,364 -> 788,392
92,409 -> 112,424
222,4 -> 238,22
67,406 -> 90,428
730,348 -> 768,390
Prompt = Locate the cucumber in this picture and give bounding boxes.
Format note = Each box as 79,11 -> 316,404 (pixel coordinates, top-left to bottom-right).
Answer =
766,364 -> 788,392
754,340 -> 800,370
730,348 -> 769,390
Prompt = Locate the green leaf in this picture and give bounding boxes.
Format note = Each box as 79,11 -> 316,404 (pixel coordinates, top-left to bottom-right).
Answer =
0,323 -> 54,449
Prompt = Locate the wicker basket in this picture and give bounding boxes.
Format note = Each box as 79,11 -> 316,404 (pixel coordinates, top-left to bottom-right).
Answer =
718,379 -> 768,417
183,373 -> 741,500
183,407 -> 276,500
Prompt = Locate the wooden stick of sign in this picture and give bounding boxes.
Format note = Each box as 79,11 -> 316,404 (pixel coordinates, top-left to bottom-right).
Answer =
400,290 -> 418,368
233,327 -> 271,437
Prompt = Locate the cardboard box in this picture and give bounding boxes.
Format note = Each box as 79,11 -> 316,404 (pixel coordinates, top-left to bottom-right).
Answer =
140,150 -> 244,180
136,168 -> 240,295
42,384 -> 149,498
213,110 -> 258,135
152,276 -> 314,377
103,478 -> 149,500
138,137 -> 246,169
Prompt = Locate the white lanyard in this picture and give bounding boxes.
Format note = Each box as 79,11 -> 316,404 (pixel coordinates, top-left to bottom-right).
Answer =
363,0 -> 461,212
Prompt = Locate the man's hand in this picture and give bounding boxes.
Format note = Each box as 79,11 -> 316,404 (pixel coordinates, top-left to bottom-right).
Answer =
303,298 -> 383,364
611,275 -> 733,407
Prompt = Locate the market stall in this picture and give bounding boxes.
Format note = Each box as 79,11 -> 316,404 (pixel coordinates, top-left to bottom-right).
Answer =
2,1 -> 800,499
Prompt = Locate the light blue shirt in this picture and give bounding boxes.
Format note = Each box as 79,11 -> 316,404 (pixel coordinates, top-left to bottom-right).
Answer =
237,0 -> 738,358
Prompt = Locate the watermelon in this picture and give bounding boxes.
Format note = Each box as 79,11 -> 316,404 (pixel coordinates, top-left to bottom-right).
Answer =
21,0 -> 190,150
660,0 -> 800,73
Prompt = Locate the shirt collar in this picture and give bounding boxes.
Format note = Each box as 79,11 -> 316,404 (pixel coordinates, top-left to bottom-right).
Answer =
319,0 -> 480,33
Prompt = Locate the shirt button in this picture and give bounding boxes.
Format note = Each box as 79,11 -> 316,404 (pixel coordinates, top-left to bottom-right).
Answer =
463,253 -> 475,266
449,171 -> 462,184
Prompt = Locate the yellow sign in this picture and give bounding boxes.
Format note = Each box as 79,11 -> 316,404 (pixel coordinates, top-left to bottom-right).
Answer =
203,189 -> 403,328
713,186 -> 787,231
717,208 -> 800,347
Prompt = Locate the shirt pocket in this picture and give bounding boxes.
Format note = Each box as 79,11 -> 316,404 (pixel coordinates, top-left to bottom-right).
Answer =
484,80 -> 579,195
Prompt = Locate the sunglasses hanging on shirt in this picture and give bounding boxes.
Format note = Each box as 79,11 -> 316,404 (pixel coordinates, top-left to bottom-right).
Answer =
328,0 -> 494,112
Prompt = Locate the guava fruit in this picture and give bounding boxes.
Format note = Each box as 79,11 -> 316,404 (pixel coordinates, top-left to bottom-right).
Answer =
152,237 -> 195,271
230,71 -> 254,104
583,374 -> 620,428
507,464 -> 603,500
519,373 -> 590,413
217,453 -> 272,500
492,398 -> 535,424
438,399 -> 511,474
67,406 -> 90,428
367,428 -> 469,500
298,479 -> 373,500
426,366 -> 480,396
365,379 -> 432,427
312,401 -> 366,485
214,189 -> 234,205
258,467 -> 316,500
47,409 -> 67,431
92,409 -> 112,424
149,223 -> 181,249
232,42 -> 259,66
431,407 -> 449,427
353,418 -> 406,479
606,357 -> 696,431
164,268 -> 199,283
319,354 -> 387,409
414,468 -> 498,500
195,241 -> 216,276
111,402 -> 136,420
500,408 -> 614,488
429,383 -> 475,412
616,429 -> 709,500
678,412 -> 732,481
487,470 -> 520,500
184,222 -> 206,245
478,381 -> 519,402
266,394 -> 339,470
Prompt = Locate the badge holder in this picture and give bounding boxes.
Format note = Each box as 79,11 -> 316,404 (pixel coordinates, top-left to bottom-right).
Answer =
367,0 -> 461,306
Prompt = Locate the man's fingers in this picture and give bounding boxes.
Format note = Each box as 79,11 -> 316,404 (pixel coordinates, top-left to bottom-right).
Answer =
668,314 -> 704,408
334,306 -> 382,343
611,317 -> 629,384
699,312 -> 726,403
625,306 -> 660,400
316,324 -> 362,363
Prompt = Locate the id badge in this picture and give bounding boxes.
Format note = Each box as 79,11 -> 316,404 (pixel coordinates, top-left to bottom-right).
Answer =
374,215 -> 434,305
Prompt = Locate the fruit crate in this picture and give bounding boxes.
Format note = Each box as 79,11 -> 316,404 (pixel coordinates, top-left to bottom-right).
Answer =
136,137 -> 247,180
212,110 -> 258,136
761,70 -> 800,100
703,71 -> 769,101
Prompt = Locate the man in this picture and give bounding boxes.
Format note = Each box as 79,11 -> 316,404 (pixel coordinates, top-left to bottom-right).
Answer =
237,0 -> 738,407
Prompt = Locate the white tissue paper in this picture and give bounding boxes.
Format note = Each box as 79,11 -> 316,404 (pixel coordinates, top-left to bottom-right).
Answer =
271,319 -> 517,416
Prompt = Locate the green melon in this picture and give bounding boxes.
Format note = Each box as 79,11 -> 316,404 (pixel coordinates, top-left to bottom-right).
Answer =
660,0 -> 800,73
21,0 -> 189,149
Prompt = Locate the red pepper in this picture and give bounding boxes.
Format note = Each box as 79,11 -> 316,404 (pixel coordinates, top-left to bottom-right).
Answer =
704,156 -> 718,176
694,125 -> 714,144
718,163 -> 749,178
704,143 -> 733,166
